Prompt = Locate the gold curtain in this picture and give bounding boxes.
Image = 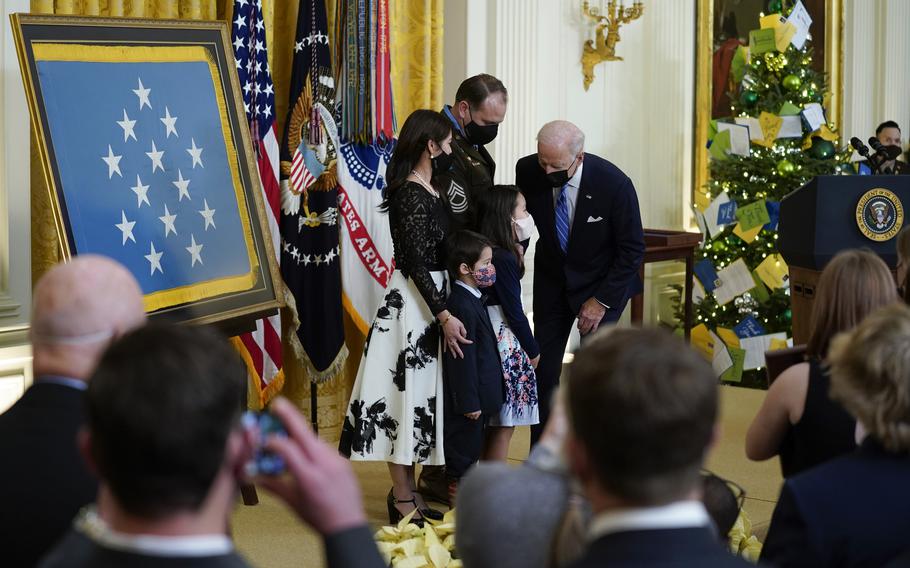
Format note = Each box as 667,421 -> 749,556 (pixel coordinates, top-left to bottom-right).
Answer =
27,0 -> 443,440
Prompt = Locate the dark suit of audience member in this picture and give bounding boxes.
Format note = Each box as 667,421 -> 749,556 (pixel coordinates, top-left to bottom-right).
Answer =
444,282 -> 504,482
517,145 -> 644,444
762,304 -> 910,567
2,256 -> 146,568
0,379 -> 97,568
574,526 -> 752,568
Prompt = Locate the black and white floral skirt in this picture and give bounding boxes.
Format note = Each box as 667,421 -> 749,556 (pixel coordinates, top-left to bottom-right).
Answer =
339,270 -> 446,466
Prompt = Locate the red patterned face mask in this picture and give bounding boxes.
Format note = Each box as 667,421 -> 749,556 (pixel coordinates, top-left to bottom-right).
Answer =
473,264 -> 497,288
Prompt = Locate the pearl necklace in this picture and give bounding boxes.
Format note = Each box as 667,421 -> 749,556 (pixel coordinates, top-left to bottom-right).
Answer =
410,170 -> 439,198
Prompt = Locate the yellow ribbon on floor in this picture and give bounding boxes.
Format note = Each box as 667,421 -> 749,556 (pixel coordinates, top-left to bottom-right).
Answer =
374,509 -> 461,567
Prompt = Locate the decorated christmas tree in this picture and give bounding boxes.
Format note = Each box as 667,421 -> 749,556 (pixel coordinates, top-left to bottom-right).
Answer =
683,0 -> 851,385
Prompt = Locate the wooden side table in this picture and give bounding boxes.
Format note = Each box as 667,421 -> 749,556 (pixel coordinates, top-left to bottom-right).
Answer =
630,229 -> 703,339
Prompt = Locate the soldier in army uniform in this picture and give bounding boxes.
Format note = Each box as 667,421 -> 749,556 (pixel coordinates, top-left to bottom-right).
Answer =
417,74 -> 509,506
436,74 -> 509,230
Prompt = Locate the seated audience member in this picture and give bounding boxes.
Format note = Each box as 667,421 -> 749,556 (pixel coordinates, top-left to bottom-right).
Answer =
0,256 -> 145,568
565,327 -> 751,568
761,304 -> 910,567
745,249 -> 897,477
896,226 -> 910,304
40,324 -> 384,568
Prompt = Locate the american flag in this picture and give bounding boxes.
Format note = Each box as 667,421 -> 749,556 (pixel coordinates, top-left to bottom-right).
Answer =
291,142 -> 325,195
231,0 -> 285,407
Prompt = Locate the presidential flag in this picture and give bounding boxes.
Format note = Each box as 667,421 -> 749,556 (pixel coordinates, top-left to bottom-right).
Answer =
279,0 -> 348,381
34,44 -> 258,310
231,0 -> 286,407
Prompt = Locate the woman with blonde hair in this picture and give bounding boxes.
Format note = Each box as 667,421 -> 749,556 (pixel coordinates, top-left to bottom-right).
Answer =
745,248 -> 898,477
761,304 -> 910,566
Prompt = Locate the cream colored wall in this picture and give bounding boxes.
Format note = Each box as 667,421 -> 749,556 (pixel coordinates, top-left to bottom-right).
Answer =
843,0 -> 910,148
0,0 -> 34,411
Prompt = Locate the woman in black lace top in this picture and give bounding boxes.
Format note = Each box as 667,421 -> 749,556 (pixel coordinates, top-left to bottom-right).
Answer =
340,109 -> 464,525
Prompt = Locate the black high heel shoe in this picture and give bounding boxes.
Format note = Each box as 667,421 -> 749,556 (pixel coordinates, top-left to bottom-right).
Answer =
413,492 -> 445,521
387,488 -> 425,527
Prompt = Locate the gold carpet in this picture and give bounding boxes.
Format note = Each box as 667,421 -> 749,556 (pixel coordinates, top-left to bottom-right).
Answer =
232,385 -> 782,567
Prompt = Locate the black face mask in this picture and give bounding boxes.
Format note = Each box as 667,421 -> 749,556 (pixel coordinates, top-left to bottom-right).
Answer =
544,157 -> 578,187
431,149 -> 454,175
463,107 -> 499,146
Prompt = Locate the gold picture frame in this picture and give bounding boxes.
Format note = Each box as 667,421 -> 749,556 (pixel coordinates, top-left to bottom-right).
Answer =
693,0 -> 843,207
11,13 -> 282,329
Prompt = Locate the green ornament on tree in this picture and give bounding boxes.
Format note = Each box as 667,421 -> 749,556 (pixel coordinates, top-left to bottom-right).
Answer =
740,90 -> 759,107
810,138 -> 836,160
784,309 -> 792,321
783,74 -> 801,91
768,0 -> 782,12
713,240 -> 727,253
777,159 -> 795,175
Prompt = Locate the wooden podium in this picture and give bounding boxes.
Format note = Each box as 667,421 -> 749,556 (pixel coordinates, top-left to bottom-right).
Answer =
630,229 -> 703,339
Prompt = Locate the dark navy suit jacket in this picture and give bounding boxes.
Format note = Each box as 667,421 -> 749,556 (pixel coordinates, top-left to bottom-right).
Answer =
443,283 -> 504,415
761,439 -> 910,567
516,153 -> 645,315
570,527 -> 754,568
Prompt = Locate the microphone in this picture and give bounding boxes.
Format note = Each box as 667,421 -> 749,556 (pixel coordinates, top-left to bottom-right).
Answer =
850,137 -> 870,157
869,137 -> 902,160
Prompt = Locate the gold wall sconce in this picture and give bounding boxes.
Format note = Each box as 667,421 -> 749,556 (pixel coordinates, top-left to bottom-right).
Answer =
581,0 -> 644,90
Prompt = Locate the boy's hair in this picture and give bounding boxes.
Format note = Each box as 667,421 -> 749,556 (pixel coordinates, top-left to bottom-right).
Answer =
446,230 -> 492,279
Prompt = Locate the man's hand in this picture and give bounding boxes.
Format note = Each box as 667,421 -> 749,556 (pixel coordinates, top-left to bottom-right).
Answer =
577,297 -> 607,336
257,397 -> 367,536
464,410 -> 482,420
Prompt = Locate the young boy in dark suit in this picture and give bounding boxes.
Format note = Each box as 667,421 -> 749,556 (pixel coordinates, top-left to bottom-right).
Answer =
443,230 -> 505,503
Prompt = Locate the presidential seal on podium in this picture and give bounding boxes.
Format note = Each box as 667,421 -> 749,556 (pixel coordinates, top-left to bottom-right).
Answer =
856,188 -> 904,242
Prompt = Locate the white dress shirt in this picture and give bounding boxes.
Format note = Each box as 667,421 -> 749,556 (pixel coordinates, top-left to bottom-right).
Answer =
455,279 -> 482,298
551,161 -> 584,233
587,500 -> 713,542
76,507 -> 234,557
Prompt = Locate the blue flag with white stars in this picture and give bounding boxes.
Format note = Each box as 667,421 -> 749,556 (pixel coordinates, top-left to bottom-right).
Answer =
36,46 -> 256,308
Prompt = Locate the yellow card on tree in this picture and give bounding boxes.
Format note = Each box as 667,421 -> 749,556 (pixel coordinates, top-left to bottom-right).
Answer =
760,13 -> 784,29
717,327 -> 741,348
691,324 -> 715,360
759,112 -> 783,146
769,338 -> 789,351
775,22 -> 797,51
721,347 -> 746,383
733,222 -> 762,243
756,254 -> 789,289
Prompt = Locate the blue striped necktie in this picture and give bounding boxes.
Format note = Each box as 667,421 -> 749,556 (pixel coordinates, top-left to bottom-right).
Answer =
555,183 -> 570,254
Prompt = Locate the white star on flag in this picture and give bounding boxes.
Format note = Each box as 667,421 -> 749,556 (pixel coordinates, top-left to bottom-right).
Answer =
172,169 -> 191,201
117,109 -> 137,142
145,242 -> 164,275
160,107 -> 179,138
133,77 -> 152,110
234,13 -> 246,28
159,204 -> 178,237
102,145 -> 123,179
186,234 -> 204,267
131,174 -> 150,208
115,210 -> 136,245
187,139 -> 204,168
146,140 -> 165,173
233,36 -> 245,51
198,199 -> 216,230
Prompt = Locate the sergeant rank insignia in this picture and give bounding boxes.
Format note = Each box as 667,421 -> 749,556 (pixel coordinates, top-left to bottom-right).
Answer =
856,188 -> 904,242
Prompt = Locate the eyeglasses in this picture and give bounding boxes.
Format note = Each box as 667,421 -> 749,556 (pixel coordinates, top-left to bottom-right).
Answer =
701,469 -> 747,512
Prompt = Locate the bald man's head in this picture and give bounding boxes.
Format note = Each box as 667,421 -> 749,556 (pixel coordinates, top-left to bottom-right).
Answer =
537,121 -> 586,176
31,255 -> 146,378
